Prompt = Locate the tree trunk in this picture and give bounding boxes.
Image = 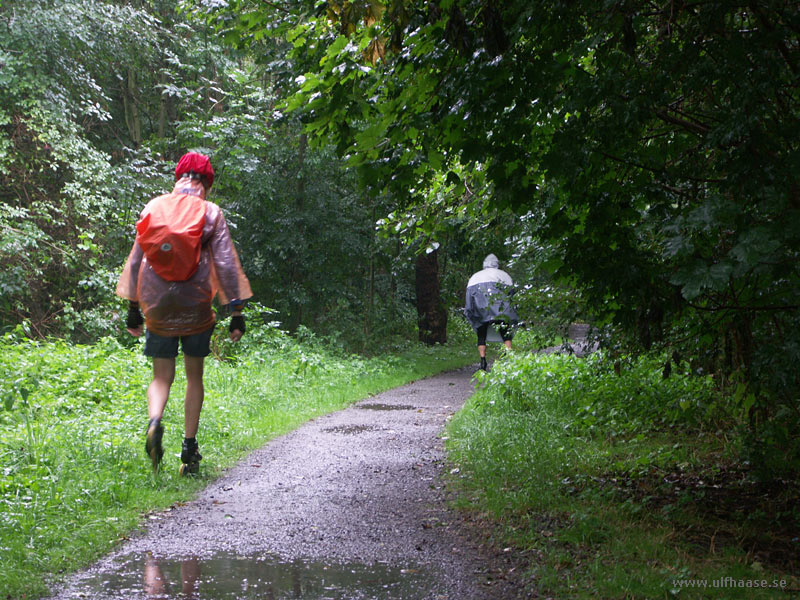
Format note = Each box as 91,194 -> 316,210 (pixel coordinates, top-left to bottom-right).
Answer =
364,204 -> 375,347
124,69 -> 142,147
157,70 -> 168,138
288,133 -> 307,332
415,248 -> 447,345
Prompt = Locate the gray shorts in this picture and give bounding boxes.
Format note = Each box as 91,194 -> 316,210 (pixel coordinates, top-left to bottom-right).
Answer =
144,326 -> 215,358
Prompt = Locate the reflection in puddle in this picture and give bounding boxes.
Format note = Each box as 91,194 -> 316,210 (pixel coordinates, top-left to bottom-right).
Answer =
357,404 -> 416,411
70,551 -> 437,599
144,554 -> 200,597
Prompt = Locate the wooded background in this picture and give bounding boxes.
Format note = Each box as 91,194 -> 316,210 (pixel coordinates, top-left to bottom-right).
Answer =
1,0 -> 798,473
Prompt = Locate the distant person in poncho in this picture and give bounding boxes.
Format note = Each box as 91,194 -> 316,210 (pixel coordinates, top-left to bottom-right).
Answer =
464,254 -> 519,371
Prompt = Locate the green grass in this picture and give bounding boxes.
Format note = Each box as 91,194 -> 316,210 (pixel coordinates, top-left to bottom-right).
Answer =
0,319 -> 475,599
445,341 -> 799,599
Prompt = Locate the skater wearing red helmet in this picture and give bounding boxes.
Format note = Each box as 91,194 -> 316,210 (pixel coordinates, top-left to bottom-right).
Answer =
117,152 -> 252,474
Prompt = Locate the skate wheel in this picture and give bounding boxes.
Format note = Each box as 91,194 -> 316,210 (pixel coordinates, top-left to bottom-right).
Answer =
179,462 -> 198,476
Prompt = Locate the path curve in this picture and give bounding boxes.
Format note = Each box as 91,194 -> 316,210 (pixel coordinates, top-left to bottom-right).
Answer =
48,366 -> 525,599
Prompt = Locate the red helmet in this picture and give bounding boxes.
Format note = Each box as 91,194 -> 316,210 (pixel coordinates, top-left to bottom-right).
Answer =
175,152 -> 214,187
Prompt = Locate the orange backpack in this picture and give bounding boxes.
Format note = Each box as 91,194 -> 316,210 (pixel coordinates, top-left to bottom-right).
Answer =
136,193 -> 207,281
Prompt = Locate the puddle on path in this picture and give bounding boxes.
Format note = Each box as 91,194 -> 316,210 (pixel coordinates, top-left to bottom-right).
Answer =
322,424 -> 383,435
66,551 -> 439,599
357,403 -> 416,411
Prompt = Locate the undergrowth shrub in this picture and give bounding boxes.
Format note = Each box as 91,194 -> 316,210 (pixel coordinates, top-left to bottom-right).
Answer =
476,351 -> 726,436
448,351 -> 728,515
447,346 -> 797,599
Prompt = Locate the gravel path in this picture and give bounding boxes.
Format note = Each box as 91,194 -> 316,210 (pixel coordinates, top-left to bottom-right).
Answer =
48,366 -> 525,600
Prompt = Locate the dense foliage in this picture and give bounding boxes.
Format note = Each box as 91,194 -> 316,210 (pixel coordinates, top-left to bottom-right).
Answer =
448,346 -> 798,598
1,0 -> 489,349
203,0 -> 800,471
2,0 -> 798,468
0,1 -> 162,336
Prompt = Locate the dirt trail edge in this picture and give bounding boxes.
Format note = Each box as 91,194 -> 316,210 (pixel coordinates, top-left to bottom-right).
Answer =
49,366 -> 526,600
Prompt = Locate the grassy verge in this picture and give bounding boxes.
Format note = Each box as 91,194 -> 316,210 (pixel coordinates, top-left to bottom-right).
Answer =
0,317 -> 475,599
445,339 -> 799,599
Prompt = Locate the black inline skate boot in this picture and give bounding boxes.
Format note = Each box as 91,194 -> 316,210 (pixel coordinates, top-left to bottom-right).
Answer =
145,418 -> 164,473
179,438 -> 202,476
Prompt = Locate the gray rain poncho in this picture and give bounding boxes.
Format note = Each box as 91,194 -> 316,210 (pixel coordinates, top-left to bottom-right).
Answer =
464,254 -> 519,330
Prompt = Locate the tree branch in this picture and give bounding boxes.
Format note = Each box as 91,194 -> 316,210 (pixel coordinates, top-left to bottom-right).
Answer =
748,3 -> 799,77
655,109 -> 711,136
685,301 -> 799,313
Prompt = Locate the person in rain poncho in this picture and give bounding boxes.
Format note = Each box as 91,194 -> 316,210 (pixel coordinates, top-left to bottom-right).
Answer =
464,254 -> 519,370
117,152 -> 252,474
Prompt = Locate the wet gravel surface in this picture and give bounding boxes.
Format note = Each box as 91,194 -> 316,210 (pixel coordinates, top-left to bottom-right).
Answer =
48,366 -> 527,599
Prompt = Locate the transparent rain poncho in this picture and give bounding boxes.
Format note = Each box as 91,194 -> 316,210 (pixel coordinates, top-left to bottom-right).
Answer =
116,179 -> 252,337
464,254 -> 519,330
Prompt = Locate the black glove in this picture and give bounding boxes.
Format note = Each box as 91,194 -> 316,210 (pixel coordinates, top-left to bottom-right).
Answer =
126,302 -> 144,329
230,315 -> 245,334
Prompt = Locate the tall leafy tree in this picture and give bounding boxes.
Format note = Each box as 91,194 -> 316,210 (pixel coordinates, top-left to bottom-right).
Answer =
0,0 -> 165,336
206,0 -> 800,469
183,0 -> 468,345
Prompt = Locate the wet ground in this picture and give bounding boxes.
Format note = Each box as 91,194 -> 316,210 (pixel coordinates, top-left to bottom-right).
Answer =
47,366 -> 526,600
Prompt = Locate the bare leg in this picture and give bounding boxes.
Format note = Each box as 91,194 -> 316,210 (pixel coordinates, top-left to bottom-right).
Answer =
478,344 -> 487,358
504,340 -> 512,350
148,358 -> 176,420
183,355 -> 205,438
181,557 -> 200,597
144,555 -> 167,596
